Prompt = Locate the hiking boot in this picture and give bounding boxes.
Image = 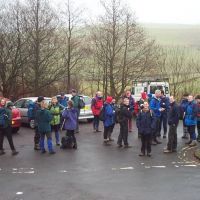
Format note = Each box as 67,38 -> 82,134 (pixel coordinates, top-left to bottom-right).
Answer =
34,145 -> 41,151
118,144 -> 123,148
109,138 -> 114,142
189,140 -> 197,147
12,150 -> 19,156
147,153 -> 151,157
73,144 -> 77,149
139,152 -> 145,156
151,141 -> 157,145
163,134 -> 167,139
49,151 -> 56,154
182,135 -> 188,139
163,149 -> 172,153
96,130 -> 102,133
172,149 -> 177,152
56,143 -> 60,146
41,149 -> 46,154
0,150 -> 5,156
155,139 -> 162,144
157,133 -> 161,137
124,145 -> 132,148
185,140 -> 192,145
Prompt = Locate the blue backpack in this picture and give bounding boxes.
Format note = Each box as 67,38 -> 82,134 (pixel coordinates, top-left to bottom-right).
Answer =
0,108 -> 6,128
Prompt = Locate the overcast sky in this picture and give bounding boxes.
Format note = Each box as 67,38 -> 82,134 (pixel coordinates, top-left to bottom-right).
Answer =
54,0 -> 200,24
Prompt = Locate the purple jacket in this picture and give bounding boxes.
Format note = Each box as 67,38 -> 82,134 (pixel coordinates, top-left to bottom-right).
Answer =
62,108 -> 77,130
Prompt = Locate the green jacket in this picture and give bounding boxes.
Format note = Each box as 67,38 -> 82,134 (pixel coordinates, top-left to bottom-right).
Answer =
49,104 -> 62,125
71,95 -> 80,109
36,108 -> 53,133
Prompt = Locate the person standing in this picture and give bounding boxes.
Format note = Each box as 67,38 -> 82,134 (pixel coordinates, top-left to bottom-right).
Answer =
28,99 -> 41,150
180,93 -> 189,139
163,96 -> 179,153
36,97 -> 55,154
0,99 -> 19,156
62,100 -> 78,149
123,90 -> 135,132
71,89 -> 80,133
184,95 -> 198,147
117,98 -> 132,148
49,96 -> 63,146
136,101 -> 156,157
91,91 -> 104,132
159,90 -> 170,138
150,90 -> 162,145
195,95 -> 200,142
103,96 -> 115,144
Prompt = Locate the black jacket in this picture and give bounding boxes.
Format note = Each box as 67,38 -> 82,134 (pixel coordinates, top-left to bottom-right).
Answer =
119,104 -> 132,124
168,102 -> 179,126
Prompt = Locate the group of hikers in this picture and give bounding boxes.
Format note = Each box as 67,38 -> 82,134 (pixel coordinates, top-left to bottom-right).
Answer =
0,88 -> 200,158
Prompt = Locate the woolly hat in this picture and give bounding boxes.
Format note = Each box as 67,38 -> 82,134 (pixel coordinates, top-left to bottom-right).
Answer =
37,96 -> 44,103
106,96 -> 113,104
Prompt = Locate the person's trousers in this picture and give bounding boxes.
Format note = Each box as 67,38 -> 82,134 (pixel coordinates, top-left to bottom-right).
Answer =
183,117 -> 189,136
159,113 -> 167,135
51,124 -> 60,144
187,125 -> 196,141
93,115 -> 100,131
128,113 -> 133,132
0,127 -> 15,151
167,125 -> 177,151
76,109 -> 80,132
141,134 -> 151,154
40,132 -> 54,152
66,130 -> 77,144
34,126 -> 40,146
108,124 -> 115,138
153,118 -> 160,140
104,126 -> 113,140
197,121 -> 200,139
117,123 -> 128,145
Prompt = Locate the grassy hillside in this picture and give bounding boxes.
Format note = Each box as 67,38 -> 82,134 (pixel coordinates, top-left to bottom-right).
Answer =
142,23 -> 200,48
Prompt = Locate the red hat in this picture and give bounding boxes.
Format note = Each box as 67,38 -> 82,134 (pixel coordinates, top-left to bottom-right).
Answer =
106,96 -> 113,104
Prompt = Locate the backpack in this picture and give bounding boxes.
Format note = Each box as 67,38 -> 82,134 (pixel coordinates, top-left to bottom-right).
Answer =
0,108 -> 6,128
27,102 -> 36,120
78,97 -> 85,109
61,136 -> 74,149
99,105 -> 106,121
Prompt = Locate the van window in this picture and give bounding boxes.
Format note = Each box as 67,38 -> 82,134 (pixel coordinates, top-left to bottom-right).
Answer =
150,86 -> 163,94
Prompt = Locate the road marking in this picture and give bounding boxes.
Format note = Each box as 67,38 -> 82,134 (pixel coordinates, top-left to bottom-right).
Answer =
120,167 -> 134,170
16,192 -> 23,195
151,166 -> 166,168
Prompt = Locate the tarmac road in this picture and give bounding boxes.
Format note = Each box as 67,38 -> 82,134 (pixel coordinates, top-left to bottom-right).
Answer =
0,121 -> 200,200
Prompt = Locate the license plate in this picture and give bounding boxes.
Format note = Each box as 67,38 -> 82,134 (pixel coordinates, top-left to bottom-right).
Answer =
84,105 -> 90,110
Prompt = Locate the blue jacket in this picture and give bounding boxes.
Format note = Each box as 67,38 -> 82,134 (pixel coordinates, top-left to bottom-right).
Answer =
136,110 -> 156,135
103,103 -> 115,127
59,96 -> 68,108
168,102 -> 179,126
62,108 -> 77,130
185,100 -> 198,126
36,109 -> 53,133
160,96 -> 170,114
150,97 -> 161,118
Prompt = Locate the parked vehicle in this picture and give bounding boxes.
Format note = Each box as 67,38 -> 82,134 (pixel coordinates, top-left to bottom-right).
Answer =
14,97 -> 51,128
57,94 -> 94,122
132,78 -> 170,101
0,97 -> 21,133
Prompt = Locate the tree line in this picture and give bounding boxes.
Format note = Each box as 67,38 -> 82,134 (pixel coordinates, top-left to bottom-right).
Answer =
0,0 -> 199,100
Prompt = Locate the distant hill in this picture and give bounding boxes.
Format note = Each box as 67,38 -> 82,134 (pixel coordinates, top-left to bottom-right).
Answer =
141,23 -> 200,49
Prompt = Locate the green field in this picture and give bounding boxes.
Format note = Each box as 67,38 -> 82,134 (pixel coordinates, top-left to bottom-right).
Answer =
142,23 -> 200,48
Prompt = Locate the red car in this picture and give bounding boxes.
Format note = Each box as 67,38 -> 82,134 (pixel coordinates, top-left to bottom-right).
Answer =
0,97 -> 21,133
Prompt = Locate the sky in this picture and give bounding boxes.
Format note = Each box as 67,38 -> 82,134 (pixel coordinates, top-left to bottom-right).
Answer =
54,0 -> 200,24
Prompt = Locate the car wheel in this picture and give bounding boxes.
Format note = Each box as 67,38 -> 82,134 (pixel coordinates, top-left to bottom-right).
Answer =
30,120 -> 35,129
87,118 -> 93,123
12,127 -> 19,134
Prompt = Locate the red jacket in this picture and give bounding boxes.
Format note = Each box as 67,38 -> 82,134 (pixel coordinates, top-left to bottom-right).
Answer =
91,97 -> 103,116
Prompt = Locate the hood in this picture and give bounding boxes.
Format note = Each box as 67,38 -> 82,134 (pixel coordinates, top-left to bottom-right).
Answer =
106,96 -> 113,104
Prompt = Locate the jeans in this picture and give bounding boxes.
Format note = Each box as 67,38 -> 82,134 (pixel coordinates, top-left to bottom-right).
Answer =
40,132 -> 54,152
187,125 -> 196,140
34,126 -> 40,146
153,118 -> 160,140
159,113 -> 167,135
